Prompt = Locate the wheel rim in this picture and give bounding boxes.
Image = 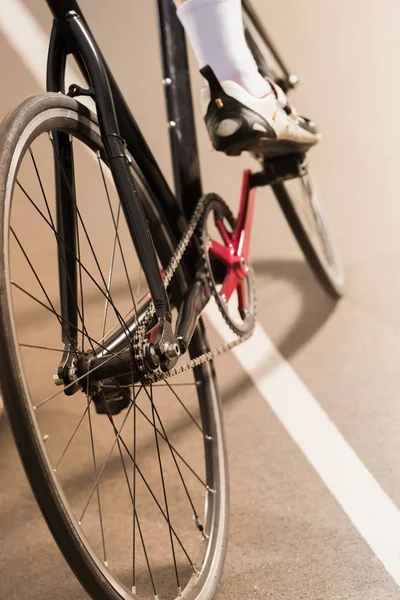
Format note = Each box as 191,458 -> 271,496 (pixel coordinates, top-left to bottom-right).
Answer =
1,104 -> 227,600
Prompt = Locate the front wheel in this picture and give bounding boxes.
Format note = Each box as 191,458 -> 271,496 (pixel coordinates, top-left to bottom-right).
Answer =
0,93 -> 228,600
272,171 -> 345,299
244,16 -> 344,298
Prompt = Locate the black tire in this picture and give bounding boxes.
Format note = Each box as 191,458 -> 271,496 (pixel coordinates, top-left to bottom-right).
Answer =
0,93 -> 228,600
272,178 -> 344,299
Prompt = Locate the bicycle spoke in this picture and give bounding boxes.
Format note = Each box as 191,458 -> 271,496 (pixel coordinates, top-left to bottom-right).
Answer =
134,511 -> 157,598
150,385 -> 181,593
34,346 -> 132,410
136,263 -> 142,307
97,306 -> 135,348
96,288 -> 151,350
97,154 -> 140,331
11,281 -> 128,367
98,388 -> 160,595
54,397 -> 93,471
134,400 -> 208,490
16,180 -> 131,346
78,397 -> 136,523
164,380 -> 204,434
142,384 -> 204,536
19,161 -> 94,353
85,379 -> 107,565
95,398 -> 195,568
101,202 -> 121,339
73,150 -> 87,353
109,378 -> 208,489
152,382 -> 200,388
11,226 -> 80,358
19,343 -> 85,354
132,369 -> 137,593
78,385 -> 195,572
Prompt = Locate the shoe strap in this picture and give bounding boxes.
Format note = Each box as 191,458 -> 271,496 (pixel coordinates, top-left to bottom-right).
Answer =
200,65 -> 226,98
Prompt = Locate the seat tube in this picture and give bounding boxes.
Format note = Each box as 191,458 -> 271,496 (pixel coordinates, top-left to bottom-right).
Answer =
156,0 -> 203,220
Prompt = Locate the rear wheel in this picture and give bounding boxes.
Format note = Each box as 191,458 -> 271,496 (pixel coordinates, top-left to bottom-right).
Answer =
0,93 -> 228,600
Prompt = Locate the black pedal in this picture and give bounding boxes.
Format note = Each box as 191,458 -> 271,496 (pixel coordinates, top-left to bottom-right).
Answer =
249,154 -> 307,188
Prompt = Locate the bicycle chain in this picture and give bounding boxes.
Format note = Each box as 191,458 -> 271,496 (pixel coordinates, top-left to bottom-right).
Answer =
134,193 -> 256,382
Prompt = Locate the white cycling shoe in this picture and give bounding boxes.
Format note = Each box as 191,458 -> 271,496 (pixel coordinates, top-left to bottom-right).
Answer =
200,65 -> 321,158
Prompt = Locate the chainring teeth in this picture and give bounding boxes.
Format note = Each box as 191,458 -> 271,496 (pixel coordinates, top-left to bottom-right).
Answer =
200,196 -> 256,337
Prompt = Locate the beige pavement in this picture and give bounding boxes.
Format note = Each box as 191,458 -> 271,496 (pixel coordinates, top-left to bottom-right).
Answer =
1,1 -> 400,599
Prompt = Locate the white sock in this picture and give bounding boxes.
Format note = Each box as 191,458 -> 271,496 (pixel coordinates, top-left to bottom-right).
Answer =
177,0 -> 272,98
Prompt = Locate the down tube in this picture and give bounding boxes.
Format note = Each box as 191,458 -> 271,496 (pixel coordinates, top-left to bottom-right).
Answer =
157,0 -> 203,220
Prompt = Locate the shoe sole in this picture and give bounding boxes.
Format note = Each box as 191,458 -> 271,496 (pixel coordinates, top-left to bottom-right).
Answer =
222,137 -> 318,158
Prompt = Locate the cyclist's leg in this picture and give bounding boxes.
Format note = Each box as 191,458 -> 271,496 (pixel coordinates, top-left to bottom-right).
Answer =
173,0 -> 320,158
173,0 -> 271,97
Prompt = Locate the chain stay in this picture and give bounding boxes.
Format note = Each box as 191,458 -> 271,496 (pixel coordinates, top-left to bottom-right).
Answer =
136,193 -> 256,381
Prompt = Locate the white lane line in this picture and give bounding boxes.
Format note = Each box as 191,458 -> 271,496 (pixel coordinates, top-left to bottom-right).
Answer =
206,302 -> 400,586
2,0 -> 400,588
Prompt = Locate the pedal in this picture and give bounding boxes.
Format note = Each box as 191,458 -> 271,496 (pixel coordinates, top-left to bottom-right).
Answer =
249,153 -> 307,188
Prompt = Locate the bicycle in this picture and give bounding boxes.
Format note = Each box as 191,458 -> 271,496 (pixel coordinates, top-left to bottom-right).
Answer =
0,1 -> 344,599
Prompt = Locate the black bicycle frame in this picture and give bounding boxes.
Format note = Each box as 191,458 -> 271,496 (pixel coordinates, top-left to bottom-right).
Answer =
44,0 -> 295,368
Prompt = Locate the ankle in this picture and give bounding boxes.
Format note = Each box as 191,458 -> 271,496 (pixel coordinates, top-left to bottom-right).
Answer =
234,71 -> 272,98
